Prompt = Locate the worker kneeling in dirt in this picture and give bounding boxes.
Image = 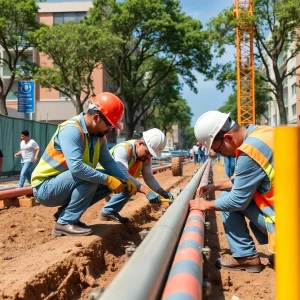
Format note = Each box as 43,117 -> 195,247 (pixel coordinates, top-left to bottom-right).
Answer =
31,93 -> 137,237
99,128 -> 173,223
190,111 -> 275,273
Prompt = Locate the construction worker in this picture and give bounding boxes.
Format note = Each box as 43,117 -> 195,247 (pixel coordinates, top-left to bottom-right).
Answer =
190,111 -> 274,273
31,92 -> 137,237
99,128 -> 173,223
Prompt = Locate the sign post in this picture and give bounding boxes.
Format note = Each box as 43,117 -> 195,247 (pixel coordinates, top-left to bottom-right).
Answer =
17,81 -> 35,120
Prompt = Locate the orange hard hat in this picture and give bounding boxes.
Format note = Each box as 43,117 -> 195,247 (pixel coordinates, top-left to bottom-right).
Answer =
91,92 -> 124,129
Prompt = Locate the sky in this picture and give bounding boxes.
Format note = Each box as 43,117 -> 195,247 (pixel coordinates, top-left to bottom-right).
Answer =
179,0 -> 235,126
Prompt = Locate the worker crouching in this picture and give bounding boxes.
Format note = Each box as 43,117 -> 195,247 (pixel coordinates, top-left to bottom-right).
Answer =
31,93 -> 137,237
99,128 -> 174,222
190,111 -> 275,273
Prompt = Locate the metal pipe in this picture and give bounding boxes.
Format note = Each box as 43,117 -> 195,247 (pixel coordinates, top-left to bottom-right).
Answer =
0,187 -> 33,200
275,127 -> 300,300
162,160 -> 211,300
100,161 -> 209,300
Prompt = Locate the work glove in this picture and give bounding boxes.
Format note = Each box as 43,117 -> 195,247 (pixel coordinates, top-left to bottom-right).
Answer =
105,175 -> 125,194
160,190 -> 174,200
146,190 -> 161,204
125,179 -> 137,196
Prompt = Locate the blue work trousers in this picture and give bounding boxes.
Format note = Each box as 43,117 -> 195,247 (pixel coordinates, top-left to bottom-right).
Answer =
102,192 -> 131,214
220,191 -> 268,258
18,162 -> 34,187
33,170 -> 121,225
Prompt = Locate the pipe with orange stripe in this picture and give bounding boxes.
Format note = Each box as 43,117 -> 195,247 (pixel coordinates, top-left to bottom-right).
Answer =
162,160 -> 211,300
100,160 -> 209,300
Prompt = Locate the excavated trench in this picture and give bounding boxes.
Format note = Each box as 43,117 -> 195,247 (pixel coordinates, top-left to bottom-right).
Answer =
0,163 -> 197,300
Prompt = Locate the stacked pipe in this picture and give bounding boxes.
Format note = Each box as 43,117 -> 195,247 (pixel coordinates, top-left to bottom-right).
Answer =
162,160 -> 211,300
99,161 -> 209,300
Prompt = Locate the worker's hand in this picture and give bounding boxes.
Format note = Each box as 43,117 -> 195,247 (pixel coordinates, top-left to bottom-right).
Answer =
190,197 -> 208,211
160,190 -> 174,200
33,157 -> 38,163
125,179 -> 137,196
14,153 -> 19,158
197,184 -> 216,198
105,175 -> 125,194
146,190 -> 161,204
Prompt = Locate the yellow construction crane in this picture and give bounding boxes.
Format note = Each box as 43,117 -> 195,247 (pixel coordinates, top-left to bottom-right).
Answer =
234,0 -> 255,126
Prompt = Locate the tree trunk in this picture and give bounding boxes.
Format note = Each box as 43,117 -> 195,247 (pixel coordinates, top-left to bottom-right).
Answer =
75,95 -> 83,115
276,87 -> 287,125
0,94 -> 8,115
126,121 -> 135,139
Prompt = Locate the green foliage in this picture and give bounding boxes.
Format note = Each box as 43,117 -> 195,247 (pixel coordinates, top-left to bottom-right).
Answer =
207,0 -> 300,125
0,0 -> 40,115
219,74 -> 272,123
183,127 -> 196,149
147,96 -> 193,135
87,0 -> 212,137
30,22 -> 120,113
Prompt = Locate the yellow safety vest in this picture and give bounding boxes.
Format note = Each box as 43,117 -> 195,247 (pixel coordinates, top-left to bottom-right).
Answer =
110,140 -> 150,178
236,126 -> 275,253
31,115 -> 102,187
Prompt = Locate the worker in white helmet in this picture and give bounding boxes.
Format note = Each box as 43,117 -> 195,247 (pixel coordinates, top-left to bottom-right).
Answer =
190,111 -> 275,273
99,128 -> 173,223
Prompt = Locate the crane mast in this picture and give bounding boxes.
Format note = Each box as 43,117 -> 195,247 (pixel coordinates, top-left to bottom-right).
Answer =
234,0 -> 255,126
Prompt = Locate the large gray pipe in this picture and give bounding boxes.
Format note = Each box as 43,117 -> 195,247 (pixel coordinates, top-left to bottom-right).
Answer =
100,160 -> 209,300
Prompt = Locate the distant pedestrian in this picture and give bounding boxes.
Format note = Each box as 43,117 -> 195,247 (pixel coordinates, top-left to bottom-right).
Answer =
192,141 -> 199,165
14,130 -> 40,187
224,156 -> 235,179
198,144 -> 206,163
0,148 -> 3,174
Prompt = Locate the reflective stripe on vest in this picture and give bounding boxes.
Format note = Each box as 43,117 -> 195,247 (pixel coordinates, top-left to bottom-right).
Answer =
31,115 -> 101,187
236,126 -> 275,253
110,140 -> 150,178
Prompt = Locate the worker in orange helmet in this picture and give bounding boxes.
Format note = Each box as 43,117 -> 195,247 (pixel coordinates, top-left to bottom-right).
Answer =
31,92 -> 137,237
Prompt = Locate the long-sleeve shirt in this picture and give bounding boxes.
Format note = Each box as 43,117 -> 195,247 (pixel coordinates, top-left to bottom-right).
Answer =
54,113 -> 128,184
112,143 -> 161,192
215,125 -> 271,211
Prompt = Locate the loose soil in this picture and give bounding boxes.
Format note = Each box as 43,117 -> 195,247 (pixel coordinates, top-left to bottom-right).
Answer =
0,162 -> 197,300
204,162 -> 275,300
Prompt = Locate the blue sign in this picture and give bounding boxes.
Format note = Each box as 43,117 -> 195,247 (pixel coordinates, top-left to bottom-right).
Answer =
18,81 -> 35,113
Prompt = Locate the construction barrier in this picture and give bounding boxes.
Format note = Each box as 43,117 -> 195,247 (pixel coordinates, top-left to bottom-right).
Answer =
0,114 -> 57,175
275,127 -> 300,300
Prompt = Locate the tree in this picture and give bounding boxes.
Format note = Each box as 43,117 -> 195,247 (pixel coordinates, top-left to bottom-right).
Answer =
88,0 -> 212,138
219,73 -> 272,122
183,127 -> 196,149
0,0 -> 40,115
147,96 -> 193,135
30,22 -> 120,113
207,0 -> 300,124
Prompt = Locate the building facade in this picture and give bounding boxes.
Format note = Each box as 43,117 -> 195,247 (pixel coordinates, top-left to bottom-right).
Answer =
3,1 -> 106,124
261,34 -> 300,126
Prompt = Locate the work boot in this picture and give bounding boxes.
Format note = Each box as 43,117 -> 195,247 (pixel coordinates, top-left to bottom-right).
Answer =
100,211 -> 129,224
215,254 -> 263,273
53,223 -> 93,237
268,254 -> 275,267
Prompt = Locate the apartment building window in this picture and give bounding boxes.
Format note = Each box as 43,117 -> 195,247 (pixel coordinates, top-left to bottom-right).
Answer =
292,104 -> 296,116
54,12 -> 86,24
59,91 -> 67,99
292,83 -> 296,96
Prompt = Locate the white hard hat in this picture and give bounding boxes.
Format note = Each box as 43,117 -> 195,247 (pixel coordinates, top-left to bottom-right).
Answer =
194,111 -> 235,152
142,128 -> 166,159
